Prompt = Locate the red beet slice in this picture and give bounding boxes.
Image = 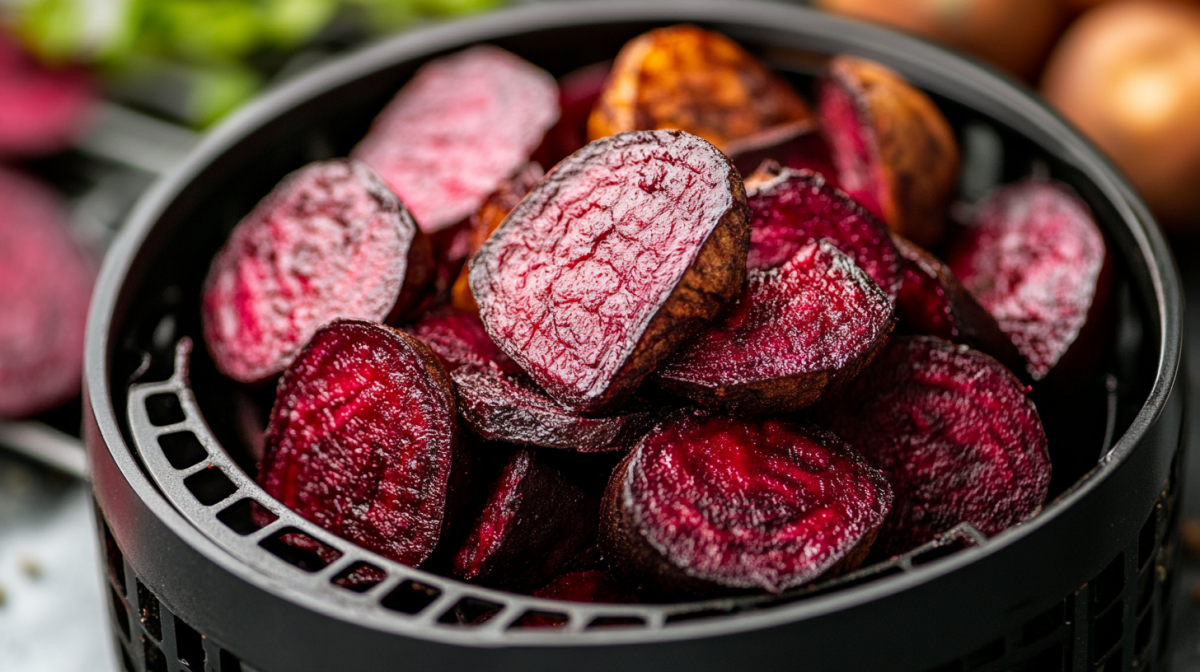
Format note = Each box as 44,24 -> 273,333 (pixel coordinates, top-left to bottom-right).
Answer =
409,306 -> 520,375
744,166 -> 902,301
352,45 -> 559,233
452,364 -> 653,453
0,35 -> 94,156
947,179 -> 1114,384
453,448 -> 598,592
893,234 -> 1026,377
471,130 -> 751,413
533,61 -> 612,169
0,168 -> 94,417
601,412 -> 892,599
656,240 -> 894,414
258,320 -> 461,567
533,569 -> 635,603
727,122 -> 839,187
819,336 -> 1051,556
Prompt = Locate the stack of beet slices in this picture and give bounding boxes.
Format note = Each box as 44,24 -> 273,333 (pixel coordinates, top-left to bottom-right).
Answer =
201,27 -> 1114,607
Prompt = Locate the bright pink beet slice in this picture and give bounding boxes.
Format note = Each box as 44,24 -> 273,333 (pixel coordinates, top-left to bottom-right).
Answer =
0,35 -> 94,156
533,569 -> 635,603
352,45 -> 560,233
202,159 -> 433,383
0,168 -> 94,417
947,179 -> 1114,383
820,336 -> 1050,556
656,240 -> 893,414
601,412 -> 892,600
258,320 -> 461,567
409,306 -> 520,375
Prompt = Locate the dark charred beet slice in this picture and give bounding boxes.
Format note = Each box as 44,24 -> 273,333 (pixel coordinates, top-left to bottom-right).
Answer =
727,123 -> 839,188
656,241 -> 893,415
533,61 -> 612,169
0,168 -> 94,417
947,180 -> 1115,385
533,569 -> 635,603
744,165 -> 901,300
893,235 -> 1026,377
0,35 -> 94,156
352,45 -> 559,233
452,364 -> 653,453
819,56 -> 959,248
819,336 -> 1051,556
258,320 -> 461,567
453,449 -> 598,592
409,306 -> 520,375
202,159 -> 434,383
602,413 -> 891,600
471,130 -> 750,414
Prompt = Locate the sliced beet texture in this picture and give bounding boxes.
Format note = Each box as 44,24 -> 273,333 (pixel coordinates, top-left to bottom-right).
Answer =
947,179 -> 1114,384
602,413 -> 892,600
727,123 -> 839,188
202,159 -> 433,383
533,569 -> 635,603
470,129 -> 750,414
409,306 -> 520,375
258,320 -> 461,567
819,336 -> 1051,556
352,45 -> 559,233
656,240 -> 893,415
453,449 -> 598,592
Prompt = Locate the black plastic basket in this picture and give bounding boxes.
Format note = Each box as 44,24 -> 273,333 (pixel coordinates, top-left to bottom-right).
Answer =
83,3 -> 1185,671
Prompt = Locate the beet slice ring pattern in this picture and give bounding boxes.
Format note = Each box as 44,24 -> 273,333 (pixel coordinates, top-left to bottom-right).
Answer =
601,412 -> 892,600
656,240 -> 894,414
470,129 -> 750,413
820,336 -> 1051,556
258,320 -> 460,568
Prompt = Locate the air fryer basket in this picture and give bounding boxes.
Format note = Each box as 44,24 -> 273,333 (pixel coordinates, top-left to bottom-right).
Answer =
84,3 -> 1184,671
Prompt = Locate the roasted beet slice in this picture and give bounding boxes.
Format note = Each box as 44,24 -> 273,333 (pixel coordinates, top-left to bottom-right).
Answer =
0,35 -> 94,156
947,180 -> 1114,384
202,159 -> 433,383
893,235 -> 1026,376
588,25 -> 811,151
258,320 -> 461,567
352,45 -> 559,233
471,130 -> 750,413
819,336 -> 1051,556
452,365 -> 653,453
453,449 -> 598,592
602,413 -> 891,600
0,168 -> 94,417
533,569 -> 635,603
727,123 -> 839,187
534,61 -> 612,169
409,306 -> 520,375
656,241 -> 893,414
819,56 -> 959,248
744,165 -> 901,300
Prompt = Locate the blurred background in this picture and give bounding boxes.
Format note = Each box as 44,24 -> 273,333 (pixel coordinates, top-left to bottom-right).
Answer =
1,0 -> 1199,670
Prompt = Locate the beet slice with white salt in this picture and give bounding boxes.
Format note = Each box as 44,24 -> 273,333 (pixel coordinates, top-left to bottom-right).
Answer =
202,159 -> 433,383
258,320 -> 461,567
655,240 -> 893,415
471,130 -> 750,414
819,336 -> 1050,556
409,306 -> 520,375
947,179 -> 1114,385
601,412 -> 892,600
352,45 -> 559,233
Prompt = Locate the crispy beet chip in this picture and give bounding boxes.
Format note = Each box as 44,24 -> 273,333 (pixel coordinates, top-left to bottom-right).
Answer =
819,56 -> 959,248
656,241 -> 893,415
471,130 -> 750,413
453,449 -> 598,592
948,180 -> 1115,384
410,306 -> 520,375
534,61 -> 612,168
0,35 -> 94,157
258,320 -> 461,567
820,336 -> 1050,556
893,234 -> 1026,376
533,569 -> 635,603
727,123 -> 839,187
0,168 -> 94,417
452,365 -> 653,452
588,25 -> 811,151
352,45 -> 559,233
202,159 -> 434,383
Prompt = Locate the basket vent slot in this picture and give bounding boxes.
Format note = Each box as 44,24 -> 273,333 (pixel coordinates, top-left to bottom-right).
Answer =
665,606 -> 737,625
587,615 -> 647,629
136,579 -> 162,640
1092,553 -> 1124,611
159,431 -> 207,469
117,638 -> 135,672
259,528 -> 342,572
1022,600 -> 1066,645
961,637 -> 1003,670
175,616 -> 205,670
184,467 -> 237,506
1093,601 -> 1123,662
145,393 -> 185,426
438,597 -> 504,626
143,637 -> 167,672
331,562 -> 387,593
509,610 -> 569,629
1135,612 -> 1152,658
381,580 -> 441,615
1137,508 -> 1156,571
110,584 -> 130,640
217,498 -> 275,536
103,517 -> 124,587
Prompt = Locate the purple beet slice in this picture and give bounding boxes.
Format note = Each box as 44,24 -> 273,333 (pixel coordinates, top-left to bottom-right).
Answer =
352,45 -> 559,233
819,336 -> 1051,556
726,122 -> 839,188
601,412 -> 892,600
409,306 -> 520,375
533,61 -> 612,169
533,569 -> 635,603
453,448 -> 598,592
947,179 -> 1114,384
258,320 -> 461,567
0,167 -> 94,417
744,166 -> 902,301
470,129 -> 751,414
452,364 -> 653,453
655,240 -> 894,414
202,159 -> 434,383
